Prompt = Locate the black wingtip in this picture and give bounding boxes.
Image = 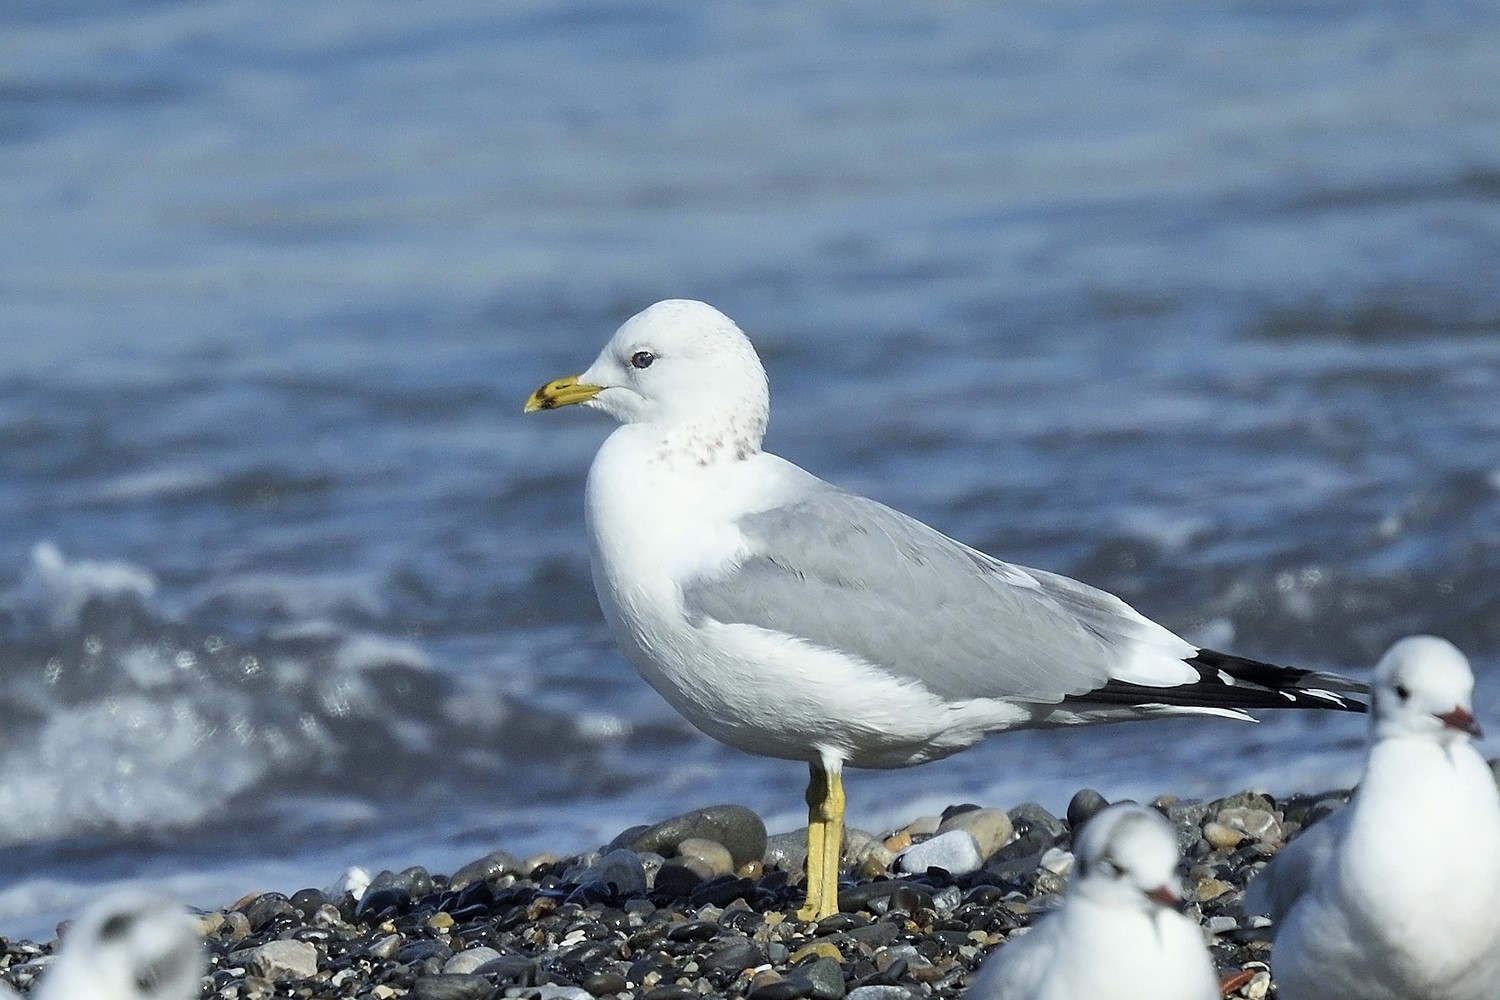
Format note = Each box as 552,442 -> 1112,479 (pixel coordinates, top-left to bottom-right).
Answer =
1081,648 -> 1368,713
1186,648 -> 1369,713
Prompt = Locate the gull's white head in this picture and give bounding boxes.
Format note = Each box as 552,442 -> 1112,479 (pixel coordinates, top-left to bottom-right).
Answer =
35,891 -> 205,1000
1370,635 -> 1482,744
1071,803 -> 1185,914
525,299 -> 770,460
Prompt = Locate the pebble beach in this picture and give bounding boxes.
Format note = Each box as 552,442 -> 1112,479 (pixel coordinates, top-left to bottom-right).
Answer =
0,783 -> 1390,1000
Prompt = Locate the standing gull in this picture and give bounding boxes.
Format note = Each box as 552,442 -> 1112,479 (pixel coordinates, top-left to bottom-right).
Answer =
525,299 -> 1366,920
965,802 -> 1219,1000
1243,636 -> 1500,1000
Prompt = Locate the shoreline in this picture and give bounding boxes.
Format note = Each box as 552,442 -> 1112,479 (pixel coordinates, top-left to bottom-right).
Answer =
0,785 -> 1354,999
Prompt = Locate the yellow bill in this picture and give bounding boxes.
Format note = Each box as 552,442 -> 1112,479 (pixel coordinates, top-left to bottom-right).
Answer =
524,374 -> 603,413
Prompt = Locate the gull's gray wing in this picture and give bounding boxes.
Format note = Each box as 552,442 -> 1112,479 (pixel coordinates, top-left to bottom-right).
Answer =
1243,805 -> 1347,924
681,482 -> 1189,705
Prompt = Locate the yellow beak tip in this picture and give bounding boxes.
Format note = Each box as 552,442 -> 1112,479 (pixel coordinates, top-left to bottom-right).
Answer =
524,374 -> 602,413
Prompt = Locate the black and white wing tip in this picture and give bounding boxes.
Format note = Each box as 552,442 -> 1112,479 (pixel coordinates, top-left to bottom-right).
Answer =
1090,648 -> 1368,713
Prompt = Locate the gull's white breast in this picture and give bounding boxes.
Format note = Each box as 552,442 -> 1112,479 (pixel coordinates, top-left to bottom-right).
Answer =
583,429 -> 1029,766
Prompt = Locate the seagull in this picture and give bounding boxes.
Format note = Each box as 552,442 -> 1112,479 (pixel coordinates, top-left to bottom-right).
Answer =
965,802 -> 1219,1000
525,298 -> 1366,920
26,890 -> 205,1000
1243,635 -> 1500,1000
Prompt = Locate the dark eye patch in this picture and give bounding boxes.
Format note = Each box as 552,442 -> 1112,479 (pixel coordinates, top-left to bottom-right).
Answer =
98,911 -> 137,942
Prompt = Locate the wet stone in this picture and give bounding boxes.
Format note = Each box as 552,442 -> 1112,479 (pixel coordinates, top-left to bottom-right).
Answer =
583,971 -> 629,996
450,850 -> 523,889
750,976 -> 815,1000
574,849 -> 649,897
666,919 -> 720,943
1066,788 -> 1109,829
1010,803 -> 1067,841
409,974 -> 493,1000
240,892 -> 298,933
688,873 -> 757,908
443,947 -> 503,974
288,887 -> 331,920
623,804 -> 768,869
764,831 -> 809,872
642,986 -> 698,1000
803,956 -> 847,999
701,938 -> 766,974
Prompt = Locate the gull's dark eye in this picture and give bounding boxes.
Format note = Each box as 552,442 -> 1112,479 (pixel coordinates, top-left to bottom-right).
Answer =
630,350 -> 655,370
1395,684 -> 1411,702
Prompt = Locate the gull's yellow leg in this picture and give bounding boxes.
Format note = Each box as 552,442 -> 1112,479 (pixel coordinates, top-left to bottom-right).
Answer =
797,762 -> 846,921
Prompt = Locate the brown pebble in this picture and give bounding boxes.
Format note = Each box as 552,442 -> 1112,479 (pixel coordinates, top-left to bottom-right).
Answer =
1203,821 -> 1247,851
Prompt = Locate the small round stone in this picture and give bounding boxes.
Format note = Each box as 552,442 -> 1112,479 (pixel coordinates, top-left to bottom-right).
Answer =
676,837 -> 735,877
583,972 -> 630,996
1203,821 -> 1247,851
247,939 -> 318,982
623,804 -> 768,869
897,830 -> 984,876
1066,788 -> 1109,829
443,947 -> 503,975
936,807 -> 1014,858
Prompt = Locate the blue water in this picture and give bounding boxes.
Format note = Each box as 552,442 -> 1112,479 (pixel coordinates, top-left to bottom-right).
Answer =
3,0 -> 1500,940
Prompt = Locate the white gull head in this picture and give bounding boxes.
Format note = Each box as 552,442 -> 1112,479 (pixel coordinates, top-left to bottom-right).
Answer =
35,890 -> 205,1000
1071,802 -> 1185,914
1370,634 -> 1481,745
575,299 -> 770,461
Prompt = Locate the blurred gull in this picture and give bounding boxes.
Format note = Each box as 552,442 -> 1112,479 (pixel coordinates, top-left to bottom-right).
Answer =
965,802 -> 1218,1000
525,299 -> 1366,919
20,890 -> 204,1000
1244,636 -> 1500,1000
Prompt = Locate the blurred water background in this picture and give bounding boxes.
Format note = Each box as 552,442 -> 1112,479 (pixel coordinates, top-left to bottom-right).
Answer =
2,0 -> 1499,940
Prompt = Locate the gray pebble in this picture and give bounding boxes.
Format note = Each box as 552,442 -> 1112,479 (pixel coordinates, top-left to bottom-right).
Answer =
529,988 -> 595,1000
1039,846 -> 1075,876
930,884 -> 962,916
845,987 -> 915,1000
1216,805 -> 1282,843
764,831 -> 808,872
369,933 -> 403,959
573,849 -> 648,896
897,830 -> 983,876
247,939 -> 318,981
1010,803 -> 1066,841
443,947 -> 503,975
624,804 -> 768,868
641,986 -> 697,1000
804,956 -> 846,999
450,850 -> 522,889
936,807 -> 1013,859
411,974 -> 494,1000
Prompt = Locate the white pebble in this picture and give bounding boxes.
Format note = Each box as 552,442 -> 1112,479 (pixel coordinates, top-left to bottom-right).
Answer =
897,829 -> 984,875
